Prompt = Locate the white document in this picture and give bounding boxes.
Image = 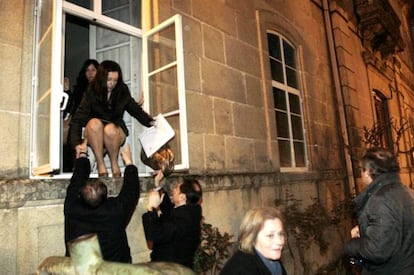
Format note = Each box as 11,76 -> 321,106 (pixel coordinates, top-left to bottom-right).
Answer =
139,113 -> 175,157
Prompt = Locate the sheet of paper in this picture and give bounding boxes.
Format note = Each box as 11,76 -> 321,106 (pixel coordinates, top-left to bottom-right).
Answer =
139,113 -> 175,157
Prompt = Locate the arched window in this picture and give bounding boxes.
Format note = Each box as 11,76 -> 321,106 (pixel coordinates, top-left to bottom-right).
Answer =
267,32 -> 307,169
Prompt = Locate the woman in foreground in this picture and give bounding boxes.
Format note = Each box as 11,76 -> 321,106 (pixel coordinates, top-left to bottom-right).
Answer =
220,207 -> 287,275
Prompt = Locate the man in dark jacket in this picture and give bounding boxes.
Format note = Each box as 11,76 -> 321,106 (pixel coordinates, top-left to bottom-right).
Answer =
142,171 -> 202,269
64,144 -> 139,263
344,147 -> 414,274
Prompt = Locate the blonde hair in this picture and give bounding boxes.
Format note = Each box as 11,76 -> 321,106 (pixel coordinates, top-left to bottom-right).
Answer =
238,207 -> 284,253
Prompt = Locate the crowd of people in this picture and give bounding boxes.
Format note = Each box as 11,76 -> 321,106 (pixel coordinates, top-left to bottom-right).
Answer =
62,59 -> 414,274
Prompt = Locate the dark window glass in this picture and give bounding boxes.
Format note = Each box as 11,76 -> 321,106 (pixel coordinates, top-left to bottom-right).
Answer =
276,112 -> 289,138
267,34 -> 281,60
289,94 -> 300,114
291,115 -> 303,140
278,140 -> 291,166
273,87 -> 286,111
66,0 -> 92,9
294,141 -> 306,167
286,67 -> 298,89
283,41 -> 296,68
270,59 -> 284,83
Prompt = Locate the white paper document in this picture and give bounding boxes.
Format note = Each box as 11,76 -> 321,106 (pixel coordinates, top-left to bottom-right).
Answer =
139,113 -> 175,157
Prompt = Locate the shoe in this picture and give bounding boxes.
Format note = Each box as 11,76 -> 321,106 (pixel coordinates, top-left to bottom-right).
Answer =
112,172 -> 122,178
98,172 -> 108,178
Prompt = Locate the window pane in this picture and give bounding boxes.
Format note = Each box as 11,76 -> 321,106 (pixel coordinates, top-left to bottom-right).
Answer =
275,111 -> 289,138
294,141 -> 306,167
291,115 -> 304,140
96,27 -> 129,49
66,0 -> 92,9
289,93 -> 300,114
148,24 -> 177,72
283,41 -> 296,68
270,59 -> 284,83
286,67 -> 298,88
102,0 -> 141,28
278,140 -> 292,167
273,87 -> 286,111
149,66 -> 179,115
267,33 -> 281,60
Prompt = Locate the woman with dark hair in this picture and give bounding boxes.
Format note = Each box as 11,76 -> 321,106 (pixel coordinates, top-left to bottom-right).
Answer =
69,60 -> 154,177
63,59 -> 99,172
69,59 -> 100,116
220,207 -> 287,275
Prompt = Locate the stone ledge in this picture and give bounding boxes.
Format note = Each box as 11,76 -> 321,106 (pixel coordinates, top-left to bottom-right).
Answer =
0,170 -> 347,209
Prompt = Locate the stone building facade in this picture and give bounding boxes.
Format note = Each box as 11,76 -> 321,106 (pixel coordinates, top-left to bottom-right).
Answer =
1,0 -> 414,274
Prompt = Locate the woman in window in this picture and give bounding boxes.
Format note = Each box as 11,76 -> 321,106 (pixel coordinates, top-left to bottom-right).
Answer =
220,207 -> 287,275
69,60 -> 154,177
69,59 -> 100,117
64,59 -> 99,172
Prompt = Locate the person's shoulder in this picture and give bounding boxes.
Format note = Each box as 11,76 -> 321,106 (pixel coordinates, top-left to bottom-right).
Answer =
118,83 -> 130,94
220,250 -> 257,274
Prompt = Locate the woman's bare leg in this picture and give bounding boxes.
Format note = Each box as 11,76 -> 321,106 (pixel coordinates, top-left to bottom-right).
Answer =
103,123 -> 126,177
85,118 -> 107,176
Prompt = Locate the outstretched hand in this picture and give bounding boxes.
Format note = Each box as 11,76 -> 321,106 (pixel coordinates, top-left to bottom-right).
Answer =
120,144 -> 132,166
75,140 -> 88,159
147,190 -> 165,211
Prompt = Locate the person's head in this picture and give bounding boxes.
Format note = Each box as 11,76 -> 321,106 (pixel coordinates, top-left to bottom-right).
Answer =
361,147 -> 400,184
76,59 -> 99,85
171,178 -> 202,207
238,207 -> 285,260
95,60 -> 124,94
79,179 -> 108,208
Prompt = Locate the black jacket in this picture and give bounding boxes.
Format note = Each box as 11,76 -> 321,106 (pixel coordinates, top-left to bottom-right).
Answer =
64,157 -> 140,263
344,173 -> 414,274
220,249 -> 287,275
69,83 -> 153,147
142,195 -> 202,269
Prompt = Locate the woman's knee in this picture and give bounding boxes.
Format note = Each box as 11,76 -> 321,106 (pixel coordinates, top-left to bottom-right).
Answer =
104,124 -> 124,140
86,118 -> 104,133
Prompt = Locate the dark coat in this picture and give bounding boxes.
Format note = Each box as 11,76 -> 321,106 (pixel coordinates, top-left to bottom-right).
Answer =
69,83 -> 153,147
344,173 -> 414,274
220,249 -> 287,275
64,157 -> 140,263
142,195 -> 202,269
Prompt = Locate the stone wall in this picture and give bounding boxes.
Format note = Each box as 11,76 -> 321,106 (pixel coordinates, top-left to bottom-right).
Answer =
0,171 -> 348,274
2,0 -> 414,274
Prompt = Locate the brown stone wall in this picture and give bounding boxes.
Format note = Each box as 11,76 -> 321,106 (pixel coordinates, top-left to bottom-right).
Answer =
0,0 -> 32,178
2,0 -> 414,274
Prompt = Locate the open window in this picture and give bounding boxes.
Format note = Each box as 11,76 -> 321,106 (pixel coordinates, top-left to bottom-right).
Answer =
142,14 -> 189,172
31,0 -> 188,178
31,0 -> 63,176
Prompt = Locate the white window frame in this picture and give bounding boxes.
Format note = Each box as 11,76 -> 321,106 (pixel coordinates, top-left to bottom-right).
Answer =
30,0 -> 188,178
142,14 -> 189,171
267,31 -> 308,172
